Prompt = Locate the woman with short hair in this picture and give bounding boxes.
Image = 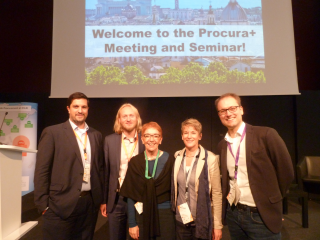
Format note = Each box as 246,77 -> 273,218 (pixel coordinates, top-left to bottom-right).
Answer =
172,118 -> 223,240
120,122 -> 175,240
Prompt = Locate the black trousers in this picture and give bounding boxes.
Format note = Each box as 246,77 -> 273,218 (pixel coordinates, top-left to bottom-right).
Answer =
107,195 -> 128,240
42,193 -> 98,240
176,220 -> 208,240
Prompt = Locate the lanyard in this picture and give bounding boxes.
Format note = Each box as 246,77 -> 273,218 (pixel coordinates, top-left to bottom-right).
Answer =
144,150 -> 160,179
122,135 -> 138,162
184,149 -> 199,200
227,125 -> 246,180
73,130 -> 88,161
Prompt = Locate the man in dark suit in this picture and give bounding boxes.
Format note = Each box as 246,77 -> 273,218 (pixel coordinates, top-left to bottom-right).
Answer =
100,103 -> 144,240
216,93 -> 294,240
34,92 -> 104,240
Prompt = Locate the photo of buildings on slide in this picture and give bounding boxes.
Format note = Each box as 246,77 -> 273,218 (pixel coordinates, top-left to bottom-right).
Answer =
85,0 -> 265,85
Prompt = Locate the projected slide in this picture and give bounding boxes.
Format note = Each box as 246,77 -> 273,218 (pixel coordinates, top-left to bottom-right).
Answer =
51,0 -> 299,97
85,0 -> 265,86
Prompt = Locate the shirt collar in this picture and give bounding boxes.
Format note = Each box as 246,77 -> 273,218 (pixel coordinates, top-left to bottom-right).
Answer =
69,119 -> 89,132
225,122 -> 245,143
122,131 -> 137,142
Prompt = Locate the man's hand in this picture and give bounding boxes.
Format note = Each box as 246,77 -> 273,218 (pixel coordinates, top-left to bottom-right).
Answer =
100,204 -> 107,217
129,226 -> 139,240
212,229 -> 222,240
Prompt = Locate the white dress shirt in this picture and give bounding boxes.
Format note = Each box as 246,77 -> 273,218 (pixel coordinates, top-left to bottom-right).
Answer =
225,122 -> 255,206
119,132 -> 139,186
69,120 -> 91,191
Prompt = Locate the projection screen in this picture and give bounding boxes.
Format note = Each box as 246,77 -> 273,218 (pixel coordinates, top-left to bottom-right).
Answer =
51,0 -> 299,98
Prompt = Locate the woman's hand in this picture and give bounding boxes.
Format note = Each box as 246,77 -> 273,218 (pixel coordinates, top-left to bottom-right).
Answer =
129,226 -> 139,240
212,229 -> 222,240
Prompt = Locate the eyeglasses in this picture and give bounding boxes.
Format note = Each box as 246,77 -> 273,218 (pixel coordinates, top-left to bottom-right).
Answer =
143,134 -> 160,140
217,106 -> 240,116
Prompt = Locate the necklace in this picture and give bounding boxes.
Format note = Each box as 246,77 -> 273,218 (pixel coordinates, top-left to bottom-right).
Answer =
185,150 -> 198,158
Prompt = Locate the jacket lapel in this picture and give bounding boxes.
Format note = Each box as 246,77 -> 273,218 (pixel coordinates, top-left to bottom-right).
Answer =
138,133 -> 145,152
63,121 -> 82,165
245,124 -> 253,169
221,141 -> 227,175
174,148 -> 184,204
116,133 -> 122,173
87,129 -> 95,164
195,145 -> 205,190
174,149 -> 184,186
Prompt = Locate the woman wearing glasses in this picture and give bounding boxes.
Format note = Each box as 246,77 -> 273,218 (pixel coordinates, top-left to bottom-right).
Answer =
120,122 -> 175,240
172,119 -> 223,240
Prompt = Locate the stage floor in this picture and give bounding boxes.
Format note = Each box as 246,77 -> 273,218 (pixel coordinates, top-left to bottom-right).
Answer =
19,192 -> 320,240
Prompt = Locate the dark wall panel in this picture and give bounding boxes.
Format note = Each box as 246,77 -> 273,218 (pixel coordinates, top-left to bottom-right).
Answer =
10,95 -> 295,162
41,97 -> 213,155
0,0 -> 53,93
296,91 -> 320,161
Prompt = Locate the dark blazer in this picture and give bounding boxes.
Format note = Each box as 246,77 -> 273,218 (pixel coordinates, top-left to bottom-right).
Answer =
218,124 -> 294,233
103,132 -> 144,213
34,121 -> 104,219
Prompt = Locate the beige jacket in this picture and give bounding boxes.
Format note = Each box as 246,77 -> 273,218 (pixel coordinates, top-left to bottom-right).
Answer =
173,145 -> 223,229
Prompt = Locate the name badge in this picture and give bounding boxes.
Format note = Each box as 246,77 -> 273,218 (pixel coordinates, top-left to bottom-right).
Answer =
83,163 -> 90,182
227,180 -> 241,206
135,202 -> 143,214
178,202 -> 194,224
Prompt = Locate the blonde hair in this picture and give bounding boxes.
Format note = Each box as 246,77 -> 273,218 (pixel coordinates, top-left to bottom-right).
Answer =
113,103 -> 142,134
181,118 -> 202,134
